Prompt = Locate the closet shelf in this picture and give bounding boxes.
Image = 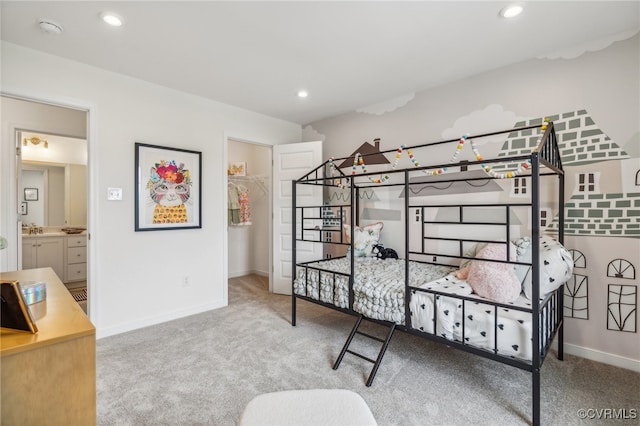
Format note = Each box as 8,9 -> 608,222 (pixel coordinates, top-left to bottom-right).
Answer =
229,175 -> 269,195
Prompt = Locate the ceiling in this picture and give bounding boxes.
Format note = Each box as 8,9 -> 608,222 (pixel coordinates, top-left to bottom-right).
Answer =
2,1 -> 639,125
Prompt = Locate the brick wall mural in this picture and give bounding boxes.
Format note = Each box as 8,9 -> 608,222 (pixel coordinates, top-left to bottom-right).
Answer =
496,110 -> 638,238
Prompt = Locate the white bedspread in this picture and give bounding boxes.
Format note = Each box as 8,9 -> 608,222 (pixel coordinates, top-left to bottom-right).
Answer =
410,274 -> 548,361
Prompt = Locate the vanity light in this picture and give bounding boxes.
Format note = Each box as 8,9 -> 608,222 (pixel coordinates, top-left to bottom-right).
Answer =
23,137 -> 48,149
297,90 -> 309,98
499,4 -> 523,19
100,12 -> 123,27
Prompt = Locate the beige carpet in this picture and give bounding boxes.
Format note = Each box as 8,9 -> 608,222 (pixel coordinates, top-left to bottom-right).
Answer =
96,275 -> 639,425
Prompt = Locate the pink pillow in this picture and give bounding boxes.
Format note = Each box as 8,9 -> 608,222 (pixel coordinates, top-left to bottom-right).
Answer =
466,243 -> 521,303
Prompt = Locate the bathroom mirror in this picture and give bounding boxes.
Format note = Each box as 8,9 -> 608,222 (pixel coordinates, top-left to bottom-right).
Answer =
20,132 -> 87,227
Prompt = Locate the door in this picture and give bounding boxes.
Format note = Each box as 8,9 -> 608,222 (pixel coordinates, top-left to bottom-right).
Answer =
272,141 -> 323,294
37,237 -> 64,279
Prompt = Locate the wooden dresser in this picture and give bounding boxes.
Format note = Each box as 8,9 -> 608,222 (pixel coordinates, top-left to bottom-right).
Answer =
0,267 -> 96,425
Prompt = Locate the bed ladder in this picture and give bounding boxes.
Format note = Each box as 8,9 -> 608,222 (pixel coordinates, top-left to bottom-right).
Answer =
333,315 -> 396,387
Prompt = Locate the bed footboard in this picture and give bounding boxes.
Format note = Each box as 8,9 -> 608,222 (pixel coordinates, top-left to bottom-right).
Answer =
293,260 -> 352,310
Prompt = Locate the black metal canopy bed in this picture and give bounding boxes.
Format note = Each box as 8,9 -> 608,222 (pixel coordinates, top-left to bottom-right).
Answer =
291,122 -> 572,426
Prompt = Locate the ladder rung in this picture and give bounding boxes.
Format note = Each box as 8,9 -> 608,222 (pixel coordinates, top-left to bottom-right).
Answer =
346,350 -> 376,364
333,315 -> 397,387
355,330 -> 384,342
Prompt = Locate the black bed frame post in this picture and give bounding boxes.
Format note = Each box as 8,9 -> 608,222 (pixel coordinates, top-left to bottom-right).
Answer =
349,178 -> 356,311
531,152 -> 541,426
558,169 -> 565,360
404,170 -> 411,328
291,179 -> 297,326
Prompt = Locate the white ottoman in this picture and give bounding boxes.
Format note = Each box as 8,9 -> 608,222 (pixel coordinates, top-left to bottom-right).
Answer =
239,389 -> 377,426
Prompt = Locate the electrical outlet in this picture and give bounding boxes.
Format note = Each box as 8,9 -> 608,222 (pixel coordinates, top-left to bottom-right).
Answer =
432,256 -> 437,262
182,276 -> 190,287
107,187 -> 123,201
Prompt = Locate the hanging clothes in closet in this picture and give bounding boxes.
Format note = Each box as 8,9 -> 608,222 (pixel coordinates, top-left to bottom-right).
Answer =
228,182 -> 252,226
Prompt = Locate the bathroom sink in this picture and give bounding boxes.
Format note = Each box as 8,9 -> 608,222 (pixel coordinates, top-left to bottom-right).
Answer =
61,228 -> 85,234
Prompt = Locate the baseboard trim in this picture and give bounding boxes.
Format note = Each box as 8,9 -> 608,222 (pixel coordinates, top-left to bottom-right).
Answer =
229,270 -> 251,279
96,299 -> 226,339
553,341 -> 640,372
229,269 -> 268,278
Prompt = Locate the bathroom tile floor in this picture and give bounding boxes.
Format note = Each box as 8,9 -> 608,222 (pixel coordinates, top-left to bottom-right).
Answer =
66,282 -> 87,313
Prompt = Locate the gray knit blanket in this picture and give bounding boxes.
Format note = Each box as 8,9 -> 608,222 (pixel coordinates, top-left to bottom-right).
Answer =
293,257 -> 455,324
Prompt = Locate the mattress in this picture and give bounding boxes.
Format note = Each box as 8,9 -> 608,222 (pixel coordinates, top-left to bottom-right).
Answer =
410,274 -> 550,361
293,257 -> 455,324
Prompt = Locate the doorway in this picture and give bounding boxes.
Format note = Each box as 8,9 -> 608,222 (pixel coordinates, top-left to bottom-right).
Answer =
227,139 -> 272,292
3,95 -> 90,313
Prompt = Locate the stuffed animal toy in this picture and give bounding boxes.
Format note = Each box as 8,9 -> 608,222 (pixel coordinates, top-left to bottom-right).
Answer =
372,244 -> 398,260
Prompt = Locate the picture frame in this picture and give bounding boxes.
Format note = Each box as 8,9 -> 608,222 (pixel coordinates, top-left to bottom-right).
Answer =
1,280 -> 38,333
229,161 -> 247,176
135,143 -> 202,231
24,188 -> 38,201
20,202 -> 28,215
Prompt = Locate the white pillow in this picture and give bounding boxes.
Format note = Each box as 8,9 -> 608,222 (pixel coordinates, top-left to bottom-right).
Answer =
523,235 -> 573,299
343,222 -> 384,257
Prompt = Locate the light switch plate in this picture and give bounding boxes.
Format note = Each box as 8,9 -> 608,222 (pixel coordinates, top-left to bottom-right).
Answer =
107,187 -> 123,201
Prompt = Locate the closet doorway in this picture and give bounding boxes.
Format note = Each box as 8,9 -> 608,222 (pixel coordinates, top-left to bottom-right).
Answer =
227,139 -> 272,292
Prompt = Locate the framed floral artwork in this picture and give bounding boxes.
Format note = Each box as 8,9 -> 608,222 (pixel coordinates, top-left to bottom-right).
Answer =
229,162 -> 247,176
135,143 -> 202,231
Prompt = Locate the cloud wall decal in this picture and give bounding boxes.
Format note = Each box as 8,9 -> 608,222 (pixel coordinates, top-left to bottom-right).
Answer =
356,93 -> 416,115
538,30 -> 638,60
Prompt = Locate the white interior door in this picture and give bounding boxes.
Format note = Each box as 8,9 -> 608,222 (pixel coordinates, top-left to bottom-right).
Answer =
272,141 -> 323,294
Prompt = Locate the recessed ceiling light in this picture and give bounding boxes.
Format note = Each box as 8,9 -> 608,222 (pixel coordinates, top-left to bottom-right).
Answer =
499,4 -> 523,19
297,90 -> 309,98
100,12 -> 123,27
39,19 -> 63,35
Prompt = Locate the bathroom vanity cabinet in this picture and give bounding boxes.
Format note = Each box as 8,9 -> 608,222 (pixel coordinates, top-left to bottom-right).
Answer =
65,235 -> 87,282
22,233 -> 87,283
21,235 -> 64,279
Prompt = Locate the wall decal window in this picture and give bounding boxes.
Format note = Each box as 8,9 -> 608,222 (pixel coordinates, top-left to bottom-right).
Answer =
540,209 -> 549,228
512,177 -> 527,197
565,274 -> 589,319
607,284 -> 637,333
575,172 -> 599,194
569,249 -> 586,268
607,259 -> 636,279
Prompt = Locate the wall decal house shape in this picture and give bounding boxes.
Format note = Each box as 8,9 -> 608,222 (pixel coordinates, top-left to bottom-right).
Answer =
495,110 -> 638,238
338,138 -> 390,169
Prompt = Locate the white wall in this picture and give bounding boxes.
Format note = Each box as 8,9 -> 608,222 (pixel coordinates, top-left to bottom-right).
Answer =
305,34 -> 640,369
1,42 -> 301,338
